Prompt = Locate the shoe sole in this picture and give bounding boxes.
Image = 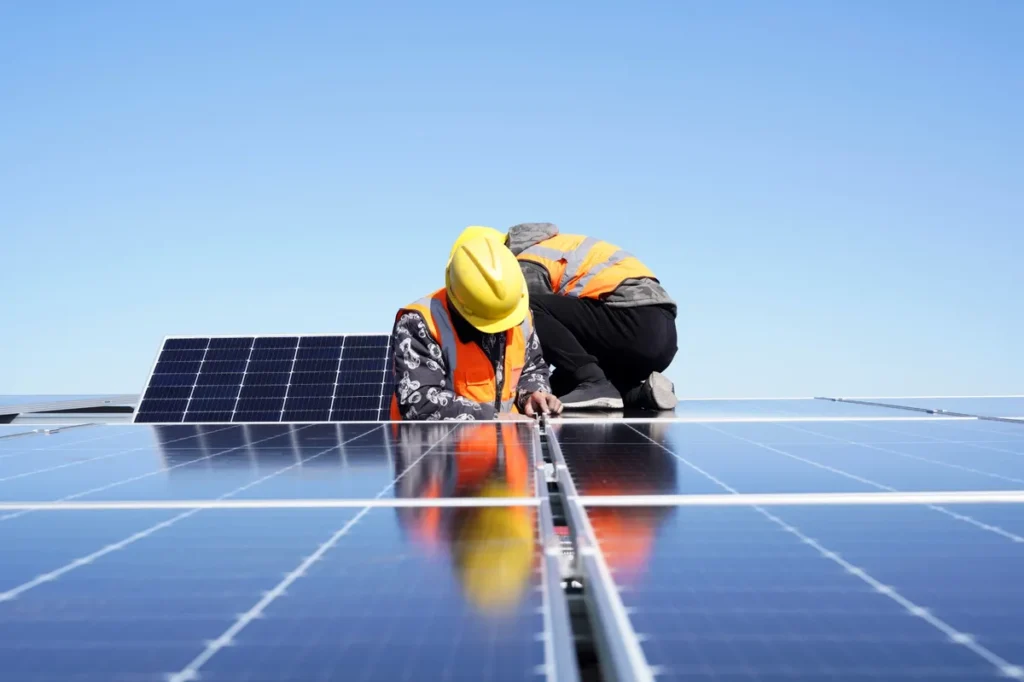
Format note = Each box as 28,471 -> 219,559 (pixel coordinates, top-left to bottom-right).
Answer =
647,372 -> 678,411
561,397 -> 624,410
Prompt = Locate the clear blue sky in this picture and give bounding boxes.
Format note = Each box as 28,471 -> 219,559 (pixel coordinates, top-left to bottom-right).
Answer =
2,1 -> 1022,398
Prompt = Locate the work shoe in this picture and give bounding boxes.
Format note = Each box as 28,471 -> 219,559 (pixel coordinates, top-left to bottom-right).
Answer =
559,379 -> 624,410
623,372 -> 678,411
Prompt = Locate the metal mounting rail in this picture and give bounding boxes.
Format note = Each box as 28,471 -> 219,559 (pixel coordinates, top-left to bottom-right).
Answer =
533,423 -> 582,682
0,423 -> 99,440
545,423 -> 655,682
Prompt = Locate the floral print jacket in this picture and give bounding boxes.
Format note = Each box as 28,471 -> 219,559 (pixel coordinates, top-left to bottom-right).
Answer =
391,308 -> 551,421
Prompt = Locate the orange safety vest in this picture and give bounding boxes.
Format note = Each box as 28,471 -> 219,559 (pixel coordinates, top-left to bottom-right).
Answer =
516,233 -> 657,299
389,288 -> 534,420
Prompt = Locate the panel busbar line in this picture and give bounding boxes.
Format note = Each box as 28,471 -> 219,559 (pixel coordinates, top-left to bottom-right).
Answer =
134,335 -> 394,424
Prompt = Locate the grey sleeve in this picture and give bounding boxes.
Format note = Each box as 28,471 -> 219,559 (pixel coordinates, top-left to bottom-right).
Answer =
515,329 -> 553,411
506,222 -> 560,255
392,311 -> 498,421
519,261 -> 554,296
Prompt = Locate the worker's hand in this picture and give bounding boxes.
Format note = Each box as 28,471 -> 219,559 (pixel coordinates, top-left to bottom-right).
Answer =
497,412 -> 532,421
523,391 -> 563,418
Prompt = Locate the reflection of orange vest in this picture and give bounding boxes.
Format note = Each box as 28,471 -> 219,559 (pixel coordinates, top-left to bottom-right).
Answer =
517,234 -> 656,299
585,480 -> 658,584
399,423 -> 533,550
389,289 -> 533,420
452,423 -> 530,496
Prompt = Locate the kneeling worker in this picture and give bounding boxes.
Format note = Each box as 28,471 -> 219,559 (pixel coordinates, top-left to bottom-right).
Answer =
506,222 -> 678,411
389,228 -> 563,421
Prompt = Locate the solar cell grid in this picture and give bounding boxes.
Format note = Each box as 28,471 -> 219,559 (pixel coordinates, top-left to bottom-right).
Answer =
586,504 -> 1024,681
134,334 -> 394,424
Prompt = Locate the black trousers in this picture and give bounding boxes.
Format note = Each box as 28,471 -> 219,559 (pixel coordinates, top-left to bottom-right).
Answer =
529,294 -> 678,396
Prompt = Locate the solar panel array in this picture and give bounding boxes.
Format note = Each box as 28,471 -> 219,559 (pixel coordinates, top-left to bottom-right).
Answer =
5,397 -> 1024,681
134,334 -> 393,424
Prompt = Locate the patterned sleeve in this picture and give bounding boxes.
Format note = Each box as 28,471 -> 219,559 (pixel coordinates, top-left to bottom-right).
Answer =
515,328 -> 553,412
392,311 -> 497,421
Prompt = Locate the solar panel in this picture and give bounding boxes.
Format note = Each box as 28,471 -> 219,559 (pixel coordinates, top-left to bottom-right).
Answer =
0,421 -> 564,681
133,334 -> 395,424
8,391 -> 1024,681
0,506 -> 546,682
581,502 -> 1024,681
0,422 -> 540,503
152,422 -> 540,502
553,419 -> 1024,496
541,405 -> 1024,682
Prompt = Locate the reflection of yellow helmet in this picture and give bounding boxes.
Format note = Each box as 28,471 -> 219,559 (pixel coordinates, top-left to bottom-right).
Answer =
446,236 -> 528,333
452,481 -> 534,614
448,226 -> 506,264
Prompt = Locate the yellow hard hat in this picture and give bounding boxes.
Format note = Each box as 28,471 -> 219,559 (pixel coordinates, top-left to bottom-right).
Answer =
446,235 -> 528,334
452,482 -> 535,614
448,225 -> 506,264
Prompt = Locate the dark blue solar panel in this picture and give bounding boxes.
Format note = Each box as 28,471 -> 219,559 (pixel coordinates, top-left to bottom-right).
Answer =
556,420 -> 1024,496
13,422 -> 534,502
134,335 -> 394,424
589,504 -> 1024,680
0,422 -> 537,503
0,506 -> 544,682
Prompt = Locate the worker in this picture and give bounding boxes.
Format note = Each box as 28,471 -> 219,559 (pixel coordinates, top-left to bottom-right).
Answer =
389,227 -> 563,420
393,422 -> 535,613
504,222 -> 679,411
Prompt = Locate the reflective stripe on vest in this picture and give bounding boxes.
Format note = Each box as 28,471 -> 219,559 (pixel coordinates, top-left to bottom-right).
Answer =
428,294 -> 459,376
568,248 -> 633,296
499,313 -> 532,413
519,235 -> 652,299
520,236 -> 599,294
520,312 -> 533,346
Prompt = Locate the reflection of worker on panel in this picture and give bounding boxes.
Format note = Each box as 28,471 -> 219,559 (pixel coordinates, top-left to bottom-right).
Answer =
551,421 -> 678,585
389,227 -> 562,421
506,222 -> 679,411
392,422 -> 535,614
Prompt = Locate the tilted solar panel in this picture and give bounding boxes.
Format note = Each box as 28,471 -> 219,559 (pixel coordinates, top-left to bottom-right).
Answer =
133,334 -> 394,423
